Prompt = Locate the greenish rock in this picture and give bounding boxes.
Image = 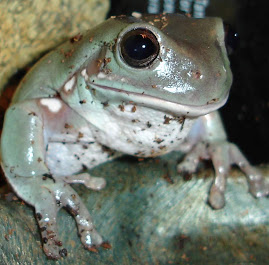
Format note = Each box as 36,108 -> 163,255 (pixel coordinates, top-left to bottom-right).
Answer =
1,152 -> 269,264
0,0 -> 109,93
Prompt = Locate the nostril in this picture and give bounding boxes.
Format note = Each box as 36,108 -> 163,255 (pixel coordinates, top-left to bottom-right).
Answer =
191,70 -> 202,79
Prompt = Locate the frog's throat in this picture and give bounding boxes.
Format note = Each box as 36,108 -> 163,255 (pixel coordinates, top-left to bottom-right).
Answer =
89,83 -> 229,117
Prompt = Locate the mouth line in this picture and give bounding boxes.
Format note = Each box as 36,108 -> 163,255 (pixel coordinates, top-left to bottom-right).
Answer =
89,82 -> 229,117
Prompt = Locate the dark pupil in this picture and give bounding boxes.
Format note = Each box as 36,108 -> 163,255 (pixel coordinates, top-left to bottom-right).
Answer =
124,34 -> 157,61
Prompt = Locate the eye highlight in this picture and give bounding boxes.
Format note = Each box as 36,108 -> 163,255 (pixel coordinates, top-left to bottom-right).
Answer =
120,28 -> 160,68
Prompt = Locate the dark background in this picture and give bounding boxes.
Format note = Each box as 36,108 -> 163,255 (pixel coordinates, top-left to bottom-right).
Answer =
108,0 -> 269,164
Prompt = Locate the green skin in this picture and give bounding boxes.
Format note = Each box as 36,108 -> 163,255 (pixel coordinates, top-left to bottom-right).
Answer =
1,13 -> 268,259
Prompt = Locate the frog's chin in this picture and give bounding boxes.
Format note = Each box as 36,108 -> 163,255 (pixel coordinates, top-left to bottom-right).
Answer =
89,83 -> 229,117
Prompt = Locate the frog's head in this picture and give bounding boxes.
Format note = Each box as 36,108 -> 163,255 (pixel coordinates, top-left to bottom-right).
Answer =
82,13 -> 232,117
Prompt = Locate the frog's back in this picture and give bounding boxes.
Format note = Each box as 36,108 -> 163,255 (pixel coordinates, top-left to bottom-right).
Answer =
11,33 -> 93,103
11,17 -> 127,103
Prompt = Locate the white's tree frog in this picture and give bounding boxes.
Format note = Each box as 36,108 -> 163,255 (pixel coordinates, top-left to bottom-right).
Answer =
1,13 -> 268,259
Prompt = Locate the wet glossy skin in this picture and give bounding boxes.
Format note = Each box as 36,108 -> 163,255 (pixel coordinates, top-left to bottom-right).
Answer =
1,13 -> 268,259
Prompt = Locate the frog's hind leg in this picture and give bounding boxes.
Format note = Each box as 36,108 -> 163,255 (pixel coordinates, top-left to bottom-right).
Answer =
229,143 -> 269,198
177,140 -> 231,209
208,142 -> 269,209
178,112 -> 269,210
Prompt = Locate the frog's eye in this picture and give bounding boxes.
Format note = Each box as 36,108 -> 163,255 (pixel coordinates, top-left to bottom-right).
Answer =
120,28 -> 160,68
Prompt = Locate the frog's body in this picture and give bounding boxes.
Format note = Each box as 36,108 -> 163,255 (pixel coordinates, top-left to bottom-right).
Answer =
46,103 -> 196,176
1,13 -> 268,259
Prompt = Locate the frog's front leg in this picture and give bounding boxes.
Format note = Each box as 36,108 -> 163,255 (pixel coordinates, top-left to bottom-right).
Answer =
35,177 -> 103,258
177,111 -> 269,209
0,100 -> 104,259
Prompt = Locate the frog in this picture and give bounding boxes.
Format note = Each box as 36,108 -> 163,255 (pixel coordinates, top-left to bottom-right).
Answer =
1,13 -> 268,259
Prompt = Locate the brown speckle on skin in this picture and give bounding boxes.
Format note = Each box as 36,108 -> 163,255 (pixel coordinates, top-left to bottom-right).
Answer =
37,157 -> 42,163
118,104 -> 125,112
64,123 -> 73,129
207,98 -> 219,104
78,132 -> 84,139
159,145 -> 166,150
60,48 -> 75,58
70,33 -> 83,43
177,116 -> 185,124
104,57 -> 111,67
101,101 -> 109,107
96,59 -> 103,68
154,138 -> 164,144
152,84 -> 157,88
131,105 -> 137,112
146,121 -> 152,128
192,70 -> 201,79
164,115 -> 171,124
79,99 -> 87,104
42,173 -> 55,182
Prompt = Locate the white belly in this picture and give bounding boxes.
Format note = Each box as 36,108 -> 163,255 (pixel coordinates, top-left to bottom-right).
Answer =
45,103 -> 196,176
88,103 -> 197,157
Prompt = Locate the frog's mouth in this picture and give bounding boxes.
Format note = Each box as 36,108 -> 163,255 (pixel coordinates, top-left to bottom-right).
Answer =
89,83 -> 229,117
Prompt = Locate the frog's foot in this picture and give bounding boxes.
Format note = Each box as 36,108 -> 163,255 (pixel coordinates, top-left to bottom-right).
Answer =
60,172 -> 106,190
229,143 -> 269,198
32,177 -> 103,259
178,141 -> 269,209
177,142 -> 207,177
